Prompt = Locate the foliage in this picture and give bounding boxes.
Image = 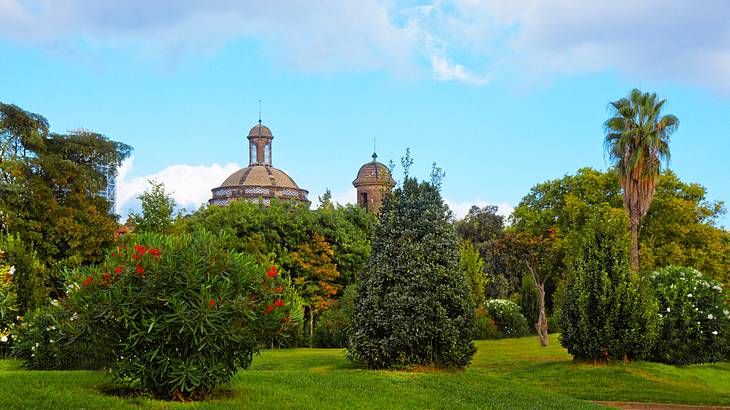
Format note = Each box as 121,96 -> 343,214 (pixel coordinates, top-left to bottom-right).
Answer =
130,180 -> 176,234
11,302 -> 104,370
648,266 -> 730,364
519,275 -> 539,329
0,264 -> 18,357
483,299 -> 530,338
63,231 -> 295,400
459,240 -> 488,306
559,210 -> 659,361
348,177 -> 475,369
186,200 -> 375,292
511,168 -> 729,295
0,233 -> 47,315
473,306 -> 500,340
291,233 -> 340,321
0,103 -> 132,281
455,205 -> 507,296
604,88 -> 679,271
313,284 -> 356,348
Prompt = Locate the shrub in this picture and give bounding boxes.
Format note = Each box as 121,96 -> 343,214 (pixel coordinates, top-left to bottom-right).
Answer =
484,299 -> 530,338
473,306 -> 500,340
559,211 -> 659,361
649,266 -> 730,364
314,285 -> 356,348
0,234 -> 47,315
11,302 -> 106,370
0,263 -> 18,357
65,231 -> 295,400
348,177 -> 476,369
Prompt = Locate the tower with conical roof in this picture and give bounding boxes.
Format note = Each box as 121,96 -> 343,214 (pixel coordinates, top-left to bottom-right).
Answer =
210,122 -> 309,206
353,151 -> 395,214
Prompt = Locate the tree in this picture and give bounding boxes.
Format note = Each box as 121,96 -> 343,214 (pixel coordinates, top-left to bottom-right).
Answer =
0,103 -> 131,289
604,89 -> 679,271
459,240 -> 488,307
290,232 -> 341,345
348,176 -> 475,369
502,230 -> 560,346
130,180 -> 176,234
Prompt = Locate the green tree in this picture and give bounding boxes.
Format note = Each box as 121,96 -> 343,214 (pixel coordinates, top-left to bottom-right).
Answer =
130,180 -> 176,234
604,89 -> 679,271
459,240 -> 488,307
348,176 -> 475,369
0,104 -> 131,291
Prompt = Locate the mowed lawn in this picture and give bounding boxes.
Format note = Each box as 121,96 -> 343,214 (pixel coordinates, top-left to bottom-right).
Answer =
1,335 -> 729,409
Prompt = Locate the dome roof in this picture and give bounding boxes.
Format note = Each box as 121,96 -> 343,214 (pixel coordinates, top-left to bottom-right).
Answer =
248,123 -> 273,138
220,165 -> 300,190
353,161 -> 395,186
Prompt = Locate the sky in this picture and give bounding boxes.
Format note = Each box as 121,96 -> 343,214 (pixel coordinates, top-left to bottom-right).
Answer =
1,0 -> 729,227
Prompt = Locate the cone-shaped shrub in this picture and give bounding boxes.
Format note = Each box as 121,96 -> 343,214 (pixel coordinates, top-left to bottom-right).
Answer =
348,177 -> 475,369
559,210 -> 659,361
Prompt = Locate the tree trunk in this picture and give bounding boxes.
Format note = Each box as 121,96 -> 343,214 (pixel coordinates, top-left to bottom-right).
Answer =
630,211 -> 640,272
309,307 -> 314,347
535,282 -> 549,347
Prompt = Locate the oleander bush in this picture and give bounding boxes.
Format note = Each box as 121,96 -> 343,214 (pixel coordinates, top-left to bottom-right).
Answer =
65,230 -> 295,400
348,177 -> 476,369
648,266 -> 730,364
483,299 -> 530,338
559,212 -> 659,362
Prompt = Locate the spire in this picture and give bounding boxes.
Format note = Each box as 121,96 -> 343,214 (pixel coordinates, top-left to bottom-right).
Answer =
258,99 -> 262,125
372,137 -> 377,162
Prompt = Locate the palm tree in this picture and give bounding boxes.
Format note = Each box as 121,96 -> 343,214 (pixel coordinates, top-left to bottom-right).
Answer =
604,89 -> 678,272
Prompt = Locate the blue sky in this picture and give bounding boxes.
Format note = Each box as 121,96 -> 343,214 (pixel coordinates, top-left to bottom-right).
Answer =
1,1 -> 729,227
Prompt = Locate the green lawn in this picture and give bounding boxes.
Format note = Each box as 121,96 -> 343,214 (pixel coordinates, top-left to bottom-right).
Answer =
1,335 -> 728,409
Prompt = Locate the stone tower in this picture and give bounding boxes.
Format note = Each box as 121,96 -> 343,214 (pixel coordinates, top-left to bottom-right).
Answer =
353,152 -> 395,214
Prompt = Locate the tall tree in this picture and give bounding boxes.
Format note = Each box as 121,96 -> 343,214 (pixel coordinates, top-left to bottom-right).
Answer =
130,180 -> 176,234
604,89 -> 679,271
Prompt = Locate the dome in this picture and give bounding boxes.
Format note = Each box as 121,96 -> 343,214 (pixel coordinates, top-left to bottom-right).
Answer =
353,161 -> 395,187
220,165 -> 301,190
248,123 -> 273,138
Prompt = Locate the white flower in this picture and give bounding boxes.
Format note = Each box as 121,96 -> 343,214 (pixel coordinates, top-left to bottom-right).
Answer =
34,342 -> 39,348
712,331 -> 718,335
51,299 -> 59,307
687,293 -> 693,298
49,339 -> 54,344
666,307 -> 671,313
724,310 -> 729,317
713,285 -> 723,291
708,314 -> 714,320
31,354 -> 34,357
8,266 -> 14,276
31,346 -> 36,351
0,336 -> 7,343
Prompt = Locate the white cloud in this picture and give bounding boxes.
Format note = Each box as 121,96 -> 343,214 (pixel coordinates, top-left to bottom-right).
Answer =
2,1 -> 730,91
430,53 -> 490,86
115,156 -> 240,217
444,198 -> 514,220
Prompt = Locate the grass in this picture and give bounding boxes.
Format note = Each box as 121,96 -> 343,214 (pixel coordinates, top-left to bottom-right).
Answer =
1,335 -> 728,409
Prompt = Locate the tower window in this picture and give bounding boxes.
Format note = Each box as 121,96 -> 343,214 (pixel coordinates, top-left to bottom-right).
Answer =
360,192 -> 368,212
251,144 -> 258,164
264,143 -> 270,164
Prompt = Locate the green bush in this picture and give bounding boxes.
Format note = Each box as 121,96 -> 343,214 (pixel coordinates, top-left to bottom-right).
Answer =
65,231 -> 295,400
348,177 -> 476,369
484,299 -> 530,338
648,266 -> 730,364
11,302 -> 106,370
473,306 -> 500,340
559,211 -> 659,361
1,263 -> 18,357
314,285 -> 355,348
0,234 -> 47,315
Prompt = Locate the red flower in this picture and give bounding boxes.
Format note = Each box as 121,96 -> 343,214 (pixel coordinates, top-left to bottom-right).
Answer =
115,266 -> 122,274
133,254 -> 139,260
209,299 -> 216,306
276,287 -> 283,294
87,275 -> 93,283
281,317 -> 289,323
148,248 -> 162,258
134,244 -> 147,255
267,266 -> 278,278
103,272 -> 111,281
112,252 -> 117,257
264,305 -> 274,314
274,299 -> 286,307
135,264 -> 144,274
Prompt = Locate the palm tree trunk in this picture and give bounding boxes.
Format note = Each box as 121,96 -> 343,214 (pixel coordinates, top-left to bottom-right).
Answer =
630,211 -> 640,272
